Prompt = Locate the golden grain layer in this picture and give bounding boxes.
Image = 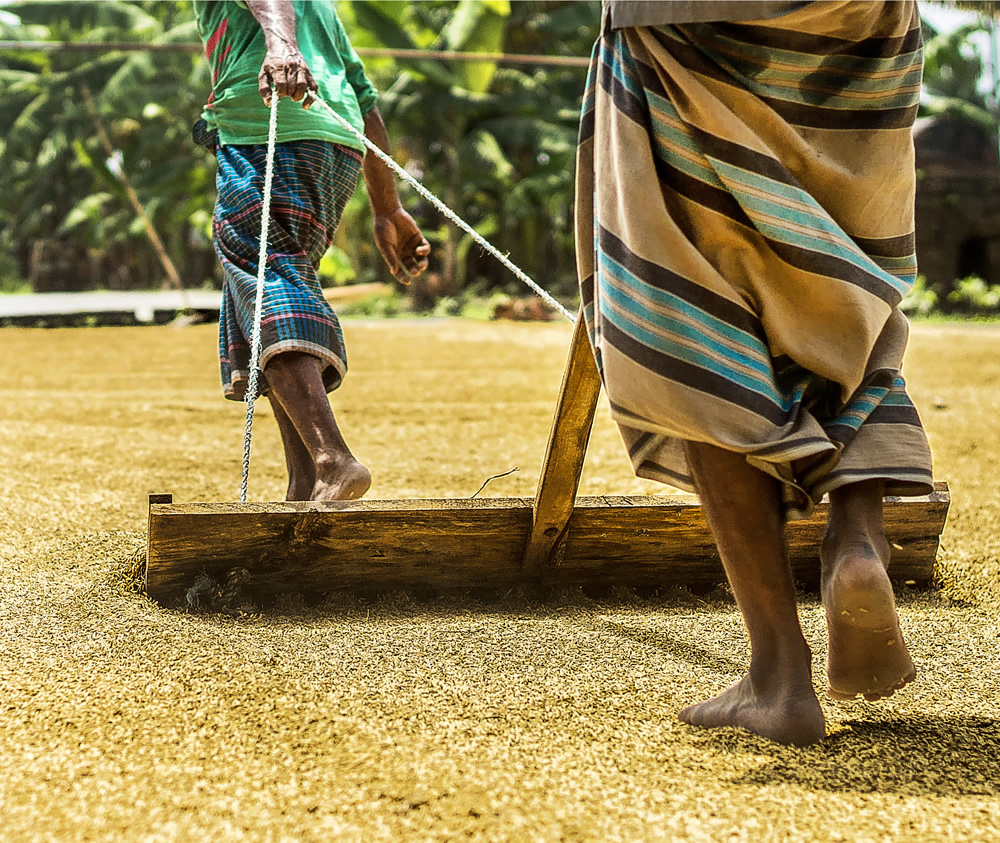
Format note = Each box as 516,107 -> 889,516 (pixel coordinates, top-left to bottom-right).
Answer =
1,320 -> 997,842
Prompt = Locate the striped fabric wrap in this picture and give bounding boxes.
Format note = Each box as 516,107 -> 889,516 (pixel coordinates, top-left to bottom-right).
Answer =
212,139 -> 363,401
575,1 -> 933,519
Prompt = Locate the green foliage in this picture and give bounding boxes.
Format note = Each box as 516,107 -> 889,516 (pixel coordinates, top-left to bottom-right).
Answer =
338,0 -> 598,297
0,1 -> 214,290
948,274 -> 1000,311
902,274 -> 1000,317
0,248 -> 29,293
5,0 -> 1000,314
318,245 -> 358,286
337,287 -> 405,318
0,0 -> 599,300
441,0 -> 509,93
900,275 -> 940,316
919,15 -> 999,131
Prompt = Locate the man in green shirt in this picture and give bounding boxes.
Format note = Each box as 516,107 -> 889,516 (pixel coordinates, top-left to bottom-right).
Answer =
193,0 -> 430,502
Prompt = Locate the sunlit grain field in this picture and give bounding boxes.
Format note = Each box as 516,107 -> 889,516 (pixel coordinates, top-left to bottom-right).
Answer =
1,319 -> 998,841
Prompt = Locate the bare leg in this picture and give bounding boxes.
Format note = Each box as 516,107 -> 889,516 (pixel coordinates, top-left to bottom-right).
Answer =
822,479 -> 916,700
679,441 -> 826,746
269,398 -> 314,501
263,351 -> 371,501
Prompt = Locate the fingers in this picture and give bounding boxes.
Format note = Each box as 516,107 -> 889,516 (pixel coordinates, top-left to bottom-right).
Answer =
373,230 -> 401,279
378,237 -> 419,287
401,235 -> 431,276
258,55 -> 316,106
258,68 -> 273,105
373,212 -> 431,282
289,65 -> 314,103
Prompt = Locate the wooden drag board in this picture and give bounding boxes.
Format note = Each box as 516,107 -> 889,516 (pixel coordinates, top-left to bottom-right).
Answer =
145,483 -> 950,605
145,313 -> 951,606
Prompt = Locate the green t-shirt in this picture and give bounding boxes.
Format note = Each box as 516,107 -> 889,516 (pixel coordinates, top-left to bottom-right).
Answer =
193,0 -> 378,149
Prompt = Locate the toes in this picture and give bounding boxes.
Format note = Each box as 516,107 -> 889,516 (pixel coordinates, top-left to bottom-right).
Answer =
677,705 -> 699,725
829,666 -> 917,703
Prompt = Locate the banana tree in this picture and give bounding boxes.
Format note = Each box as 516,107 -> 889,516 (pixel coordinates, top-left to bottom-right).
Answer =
336,0 -> 599,298
336,0 -> 511,290
0,1 -> 215,290
920,19 -> 999,132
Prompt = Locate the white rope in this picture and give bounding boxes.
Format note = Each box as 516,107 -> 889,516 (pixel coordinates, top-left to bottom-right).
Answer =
239,90 -> 280,504
238,90 -> 574,502
305,92 -> 575,323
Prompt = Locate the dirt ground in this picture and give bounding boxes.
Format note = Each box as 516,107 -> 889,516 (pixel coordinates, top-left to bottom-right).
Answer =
1,318 -> 998,842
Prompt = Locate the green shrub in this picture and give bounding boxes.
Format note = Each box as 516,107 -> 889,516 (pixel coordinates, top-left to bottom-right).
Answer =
339,288 -> 404,318
0,251 -> 29,294
947,275 -> 1000,313
318,246 -> 358,287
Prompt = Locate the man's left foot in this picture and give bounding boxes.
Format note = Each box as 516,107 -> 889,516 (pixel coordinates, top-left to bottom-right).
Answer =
311,456 -> 371,501
822,535 -> 916,701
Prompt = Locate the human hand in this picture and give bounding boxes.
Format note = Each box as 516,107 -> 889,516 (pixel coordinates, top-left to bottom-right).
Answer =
373,208 -> 431,285
258,48 -> 317,107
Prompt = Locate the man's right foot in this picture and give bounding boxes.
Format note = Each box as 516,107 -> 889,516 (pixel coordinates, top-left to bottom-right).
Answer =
822,536 -> 916,701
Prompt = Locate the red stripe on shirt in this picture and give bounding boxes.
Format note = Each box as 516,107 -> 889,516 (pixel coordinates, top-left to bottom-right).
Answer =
205,18 -> 228,59
207,45 -> 232,107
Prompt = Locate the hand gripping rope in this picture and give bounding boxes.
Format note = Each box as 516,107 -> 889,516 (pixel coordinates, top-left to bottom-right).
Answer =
239,90 -> 574,502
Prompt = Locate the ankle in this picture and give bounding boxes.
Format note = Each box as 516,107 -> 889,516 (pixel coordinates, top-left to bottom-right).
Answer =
749,637 -> 813,690
827,483 -> 885,540
313,449 -> 357,474
286,480 -> 314,501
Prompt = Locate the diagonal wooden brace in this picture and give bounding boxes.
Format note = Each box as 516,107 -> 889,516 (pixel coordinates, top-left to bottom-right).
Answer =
521,309 -> 603,571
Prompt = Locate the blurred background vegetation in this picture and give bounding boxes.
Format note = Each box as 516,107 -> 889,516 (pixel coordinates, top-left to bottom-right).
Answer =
1,0 -> 1000,318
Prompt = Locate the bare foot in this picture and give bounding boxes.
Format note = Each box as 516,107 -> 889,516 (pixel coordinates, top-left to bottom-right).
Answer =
822,536 -> 916,701
311,455 -> 372,501
679,672 -> 826,746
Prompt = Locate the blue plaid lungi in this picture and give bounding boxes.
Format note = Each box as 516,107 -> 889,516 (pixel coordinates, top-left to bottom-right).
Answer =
207,132 -> 363,400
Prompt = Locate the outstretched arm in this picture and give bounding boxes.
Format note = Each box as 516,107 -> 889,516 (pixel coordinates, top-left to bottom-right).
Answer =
362,106 -> 431,282
246,0 -> 316,106
247,1 -> 429,280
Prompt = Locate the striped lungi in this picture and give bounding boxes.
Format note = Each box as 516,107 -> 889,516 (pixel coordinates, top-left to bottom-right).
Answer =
211,139 -> 362,400
576,1 -> 933,518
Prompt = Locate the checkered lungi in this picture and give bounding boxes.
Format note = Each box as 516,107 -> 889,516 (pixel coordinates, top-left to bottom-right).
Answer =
210,138 -> 363,400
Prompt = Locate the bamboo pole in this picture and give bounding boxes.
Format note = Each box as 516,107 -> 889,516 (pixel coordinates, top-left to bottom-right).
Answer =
0,41 -> 591,67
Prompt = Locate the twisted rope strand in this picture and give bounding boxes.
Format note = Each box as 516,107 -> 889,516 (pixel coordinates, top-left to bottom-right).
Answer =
238,91 -> 575,501
306,93 -> 575,323
240,90 -> 281,504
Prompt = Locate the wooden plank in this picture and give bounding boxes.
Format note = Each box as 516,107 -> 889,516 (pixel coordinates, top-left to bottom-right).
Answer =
145,493 -> 174,593
521,311 -> 603,571
145,484 -> 950,605
557,483 -> 951,588
146,497 -> 534,601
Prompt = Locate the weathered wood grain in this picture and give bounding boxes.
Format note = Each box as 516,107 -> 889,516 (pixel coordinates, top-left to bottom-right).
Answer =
145,484 -> 951,605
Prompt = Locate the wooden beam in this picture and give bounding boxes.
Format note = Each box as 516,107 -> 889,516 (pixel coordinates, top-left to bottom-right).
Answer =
145,484 -> 950,606
521,311 -> 603,571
